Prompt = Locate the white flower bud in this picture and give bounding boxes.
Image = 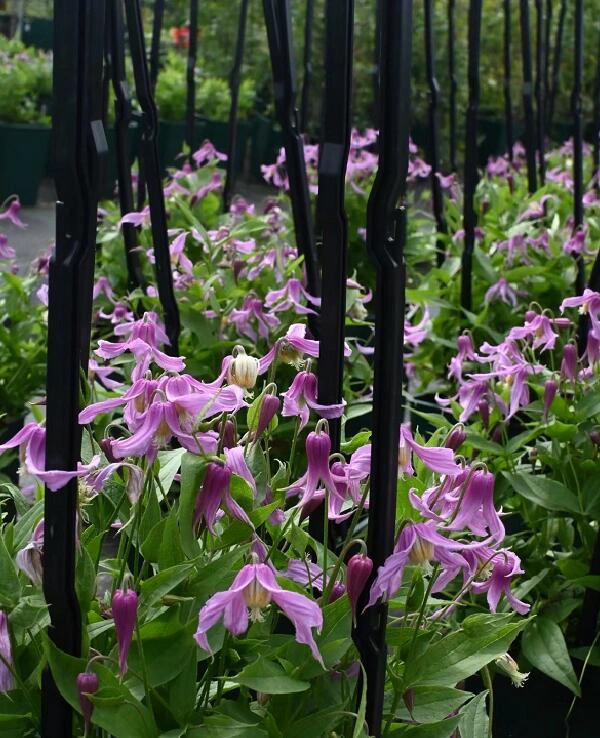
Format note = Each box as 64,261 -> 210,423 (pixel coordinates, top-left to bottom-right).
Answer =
227,346 -> 259,389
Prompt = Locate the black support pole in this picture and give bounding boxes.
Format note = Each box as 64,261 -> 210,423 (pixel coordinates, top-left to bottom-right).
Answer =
520,0 -> 538,193
223,0 -> 250,212
149,0 -> 165,92
535,0 -> 546,184
547,0 -> 566,135
424,0 -> 448,266
108,0 -> 145,290
126,0 -> 181,353
461,0 -> 482,313
543,0 -> 553,121
354,2 -> 412,735
572,0 -> 585,297
43,1 -> 107,735
299,0 -> 315,134
186,0 -> 199,156
593,31 -> 600,195
503,0 -> 514,161
263,0 -> 321,302
448,0 -> 457,172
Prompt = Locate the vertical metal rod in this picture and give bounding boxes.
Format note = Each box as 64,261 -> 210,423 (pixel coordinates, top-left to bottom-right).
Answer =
316,0 -> 353,454
448,0 -> 457,172
503,0 -> 514,160
299,0 -> 315,134
543,0 -> 553,121
125,0 -> 181,353
593,31 -> 600,195
460,0 -> 482,313
535,0 -> 546,184
223,0 -> 250,212
43,1 -> 107,735
520,0 -> 538,193
355,3 -> 413,734
572,0 -> 585,297
149,0 -> 165,92
186,0 -> 199,156
547,0 -> 566,134
263,0 -> 321,301
424,0 -> 447,266
108,0 -> 145,290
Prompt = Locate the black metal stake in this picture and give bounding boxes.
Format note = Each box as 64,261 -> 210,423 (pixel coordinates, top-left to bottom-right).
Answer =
547,0 -> 566,135
448,0 -> 457,173
354,3 -> 413,735
223,0 -> 250,212
503,0 -> 514,161
263,0 -> 321,301
520,0 -> 538,193
125,0 -> 181,353
43,1 -> 108,736
108,0 -> 145,290
461,0 -> 482,313
543,0 -> 553,121
373,0 -> 383,128
299,0 -> 315,134
186,0 -> 199,157
535,0 -> 546,184
593,31 -> 600,195
424,0 -> 448,266
572,0 -> 585,297
149,0 -> 165,92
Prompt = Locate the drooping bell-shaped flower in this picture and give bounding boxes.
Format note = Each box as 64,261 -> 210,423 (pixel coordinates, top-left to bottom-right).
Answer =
16,519 -> 44,585
226,345 -> 259,389
560,343 -> 578,381
282,370 -> 345,430
0,611 -> 14,693
194,461 -> 252,534
77,671 -> 99,733
495,653 -> 530,687
398,426 -> 461,477
194,560 -> 323,665
445,425 -> 466,451
112,587 -> 138,676
255,392 -> 280,439
470,547 -> 530,615
543,379 -> 558,420
346,554 -> 373,623
286,426 -> 344,508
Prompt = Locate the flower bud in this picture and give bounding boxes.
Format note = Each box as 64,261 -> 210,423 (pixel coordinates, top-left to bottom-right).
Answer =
445,425 -> 466,451
346,554 -> 373,622
560,343 -> 577,381
329,581 -> 346,603
543,379 -> 557,420
227,346 -> 259,389
478,400 -> 490,429
255,394 -> 280,438
77,671 -> 99,733
112,588 -> 138,676
494,653 -> 529,687
525,309 -> 537,323
591,430 -> 600,447
457,334 -> 475,357
0,611 -> 14,693
100,438 -> 117,463
222,419 -> 236,449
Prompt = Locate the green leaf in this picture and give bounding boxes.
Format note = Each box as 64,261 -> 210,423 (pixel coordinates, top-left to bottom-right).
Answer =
388,715 -> 461,737
157,448 -> 186,495
396,686 -> 473,724
352,664 -> 368,738
178,452 -> 205,559
232,656 -> 310,694
341,431 -> 371,454
405,614 -> 528,688
521,617 -> 581,696
458,691 -> 489,738
139,562 -> 195,613
503,472 -> 580,514
0,534 -> 21,607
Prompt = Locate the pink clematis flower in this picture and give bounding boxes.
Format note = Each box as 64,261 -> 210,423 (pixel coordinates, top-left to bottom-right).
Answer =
286,428 -> 344,509
16,519 -> 44,585
0,423 -> 99,492
194,461 -> 252,534
0,200 -> 25,228
561,289 -> 600,339
229,295 -> 280,342
0,611 -> 14,692
281,370 -> 345,430
285,558 -> 345,601
194,560 -> 324,665
563,226 -> 587,255
192,171 -> 223,203
448,334 -> 479,382
88,358 -> 123,391
398,426 -> 461,477
517,194 -> 556,222
265,278 -> 321,315
470,547 -> 530,615
119,206 -> 150,228
259,323 -> 351,373
507,313 -> 571,352
96,312 -> 186,374
0,234 -> 15,259
484,277 -> 519,308
367,521 -> 474,606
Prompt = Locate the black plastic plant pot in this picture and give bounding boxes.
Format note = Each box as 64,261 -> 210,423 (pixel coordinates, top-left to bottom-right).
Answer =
21,17 -> 54,51
0,122 -> 51,206
250,114 -> 283,180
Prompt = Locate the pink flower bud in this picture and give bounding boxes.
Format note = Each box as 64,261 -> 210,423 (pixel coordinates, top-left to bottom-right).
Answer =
525,309 -> 537,323
445,426 -> 466,451
591,430 -> 600,447
112,588 -> 138,676
543,379 -> 557,420
329,581 -> 346,603
478,399 -> 490,429
77,671 -> 99,733
346,554 -> 373,622
100,438 -> 117,464
222,420 -> 236,449
560,344 -> 577,381
255,394 -> 280,438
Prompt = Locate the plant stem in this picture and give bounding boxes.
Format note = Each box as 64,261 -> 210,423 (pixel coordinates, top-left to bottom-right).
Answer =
481,664 -> 494,738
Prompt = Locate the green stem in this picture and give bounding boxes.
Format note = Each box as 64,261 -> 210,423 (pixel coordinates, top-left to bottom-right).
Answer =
481,665 -> 494,738
134,615 -> 155,723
